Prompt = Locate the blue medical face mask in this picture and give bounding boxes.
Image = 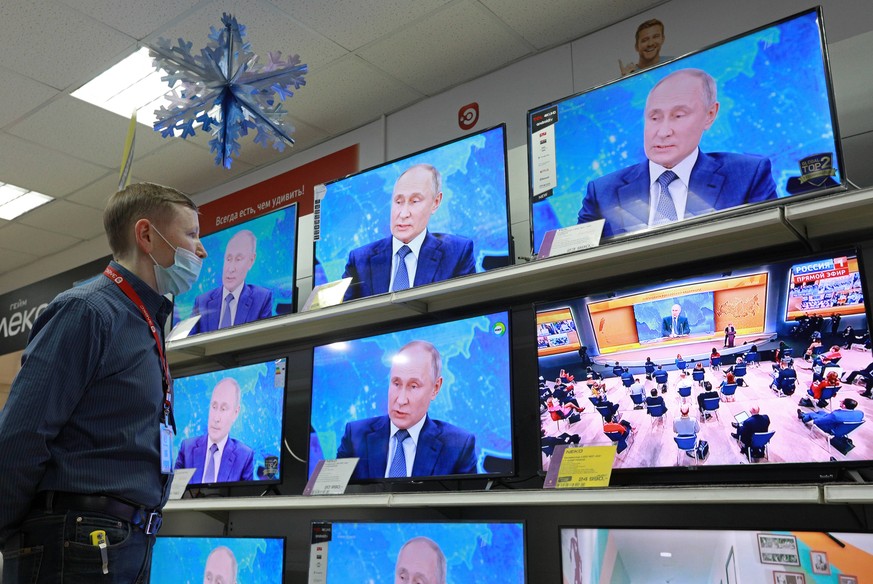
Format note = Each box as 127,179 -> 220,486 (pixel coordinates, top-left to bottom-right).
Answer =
149,226 -> 202,296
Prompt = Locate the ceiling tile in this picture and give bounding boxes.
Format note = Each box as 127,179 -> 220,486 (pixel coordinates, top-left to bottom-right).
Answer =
830,30 -> 873,137
289,55 -> 424,134
0,68 -> 59,128
145,0 -> 349,71
480,0 -> 666,49
6,96 -> 171,169
0,133 -> 109,198
270,0 -> 452,51
131,139 -> 255,195
357,0 -> 533,95
0,223 -> 83,257
17,200 -> 106,240
0,0 -> 134,90
57,0 -> 203,40
65,172 -> 148,210
0,248 -> 38,276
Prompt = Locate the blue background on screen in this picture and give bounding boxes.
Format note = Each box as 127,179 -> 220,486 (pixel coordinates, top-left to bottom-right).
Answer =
314,126 -> 509,285
152,537 -> 283,584
323,522 -> 524,584
633,292 -> 715,343
531,11 -> 839,249
173,203 -> 299,327
173,359 -> 286,483
309,312 -> 512,477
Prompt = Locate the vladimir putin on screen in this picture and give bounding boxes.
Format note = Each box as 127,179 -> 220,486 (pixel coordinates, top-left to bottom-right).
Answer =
342,164 -> 476,301
190,229 -> 273,334
578,68 -> 777,238
336,340 -> 477,480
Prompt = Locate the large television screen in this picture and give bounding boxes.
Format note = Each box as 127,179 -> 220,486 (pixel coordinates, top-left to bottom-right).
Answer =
536,250 -> 871,481
173,358 -> 287,487
309,521 -> 525,584
561,527 -> 873,584
309,311 -> 513,482
152,536 -> 285,584
314,125 -> 510,302
529,8 -> 843,250
173,202 -> 299,335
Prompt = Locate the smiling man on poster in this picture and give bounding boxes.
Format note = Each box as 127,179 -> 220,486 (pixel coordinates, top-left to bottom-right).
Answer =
342,164 -> 476,301
578,68 -> 777,238
336,340 -> 477,480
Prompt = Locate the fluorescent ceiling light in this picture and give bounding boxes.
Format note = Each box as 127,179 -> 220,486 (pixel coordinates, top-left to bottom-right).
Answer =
0,182 -> 53,220
659,552 -> 672,558
72,47 -> 170,127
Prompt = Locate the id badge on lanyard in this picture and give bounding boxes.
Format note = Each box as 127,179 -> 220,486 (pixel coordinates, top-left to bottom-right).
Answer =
104,265 -> 176,475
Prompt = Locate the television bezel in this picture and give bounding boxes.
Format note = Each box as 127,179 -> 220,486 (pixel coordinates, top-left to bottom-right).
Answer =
312,123 -> 512,299
173,201 -> 300,333
309,520 -> 527,584
152,535 -> 286,584
307,307 -> 517,485
534,246 -> 873,486
173,356 -> 289,490
526,7 -> 846,252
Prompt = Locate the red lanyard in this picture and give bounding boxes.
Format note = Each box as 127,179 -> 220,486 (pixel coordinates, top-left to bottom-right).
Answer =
103,265 -> 174,429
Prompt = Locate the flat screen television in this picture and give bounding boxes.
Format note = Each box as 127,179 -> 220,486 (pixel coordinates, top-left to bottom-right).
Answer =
561,527 -> 873,584
173,202 -> 299,336
309,521 -> 525,584
308,310 -> 514,482
537,250 -> 871,483
173,358 -> 287,488
528,8 -> 844,250
313,124 -> 510,302
152,536 -> 285,584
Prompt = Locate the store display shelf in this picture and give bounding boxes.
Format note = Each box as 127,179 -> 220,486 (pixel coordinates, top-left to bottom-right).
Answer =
163,484 -> 822,514
822,483 -> 873,503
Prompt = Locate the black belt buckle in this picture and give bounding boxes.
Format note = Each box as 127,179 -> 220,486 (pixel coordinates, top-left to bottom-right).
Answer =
144,511 -> 162,535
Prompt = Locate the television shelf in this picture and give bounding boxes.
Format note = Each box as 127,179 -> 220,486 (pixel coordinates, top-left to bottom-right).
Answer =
163,484 -> 824,514
166,187 -> 873,369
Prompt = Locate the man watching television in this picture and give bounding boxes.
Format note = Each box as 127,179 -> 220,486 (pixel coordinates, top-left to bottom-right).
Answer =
190,229 -> 273,334
175,378 -> 255,484
578,68 -> 777,238
342,164 -> 476,301
337,340 -> 477,480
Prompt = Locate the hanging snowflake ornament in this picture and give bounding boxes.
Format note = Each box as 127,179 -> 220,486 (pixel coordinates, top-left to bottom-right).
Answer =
148,13 -> 307,169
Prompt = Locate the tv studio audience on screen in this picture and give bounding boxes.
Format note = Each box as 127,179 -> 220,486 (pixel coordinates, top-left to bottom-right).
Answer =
731,404 -> 770,457
190,229 -> 273,334
342,164 -> 476,301
800,371 -> 842,408
842,361 -> 873,397
629,376 -> 646,409
603,413 -> 634,453
798,398 -> 864,430
697,381 -> 719,419
673,404 -> 700,437
646,388 -> 667,410
770,358 -> 798,395
175,378 -> 255,484
577,68 -> 777,238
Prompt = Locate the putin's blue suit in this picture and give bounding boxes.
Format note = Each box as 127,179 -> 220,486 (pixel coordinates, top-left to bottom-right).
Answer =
174,435 -> 255,484
342,232 -> 476,301
189,283 -> 273,334
336,415 -> 477,480
577,151 -> 777,238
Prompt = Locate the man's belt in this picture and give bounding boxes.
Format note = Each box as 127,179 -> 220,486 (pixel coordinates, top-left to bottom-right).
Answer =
34,492 -> 162,535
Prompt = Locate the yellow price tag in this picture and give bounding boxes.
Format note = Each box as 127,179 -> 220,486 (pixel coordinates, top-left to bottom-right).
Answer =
554,445 -> 616,489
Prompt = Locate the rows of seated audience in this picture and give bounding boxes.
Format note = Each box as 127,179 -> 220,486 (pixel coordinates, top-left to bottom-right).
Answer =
540,338 -> 873,466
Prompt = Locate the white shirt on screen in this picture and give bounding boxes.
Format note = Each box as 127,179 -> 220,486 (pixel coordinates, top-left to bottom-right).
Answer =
647,148 -> 699,226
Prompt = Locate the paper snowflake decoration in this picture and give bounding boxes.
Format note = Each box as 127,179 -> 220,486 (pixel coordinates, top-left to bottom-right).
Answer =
149,13 -> 307,169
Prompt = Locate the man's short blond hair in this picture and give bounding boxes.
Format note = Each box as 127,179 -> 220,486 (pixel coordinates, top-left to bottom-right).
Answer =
103,182 -> 198,258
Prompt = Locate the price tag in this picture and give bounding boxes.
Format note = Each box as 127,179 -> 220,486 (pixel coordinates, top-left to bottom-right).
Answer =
303,459 -> 359,496
543,445 -> 615,489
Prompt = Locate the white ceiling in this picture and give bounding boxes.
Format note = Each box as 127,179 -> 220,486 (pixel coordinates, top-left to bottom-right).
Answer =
0,0 -> 872,295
